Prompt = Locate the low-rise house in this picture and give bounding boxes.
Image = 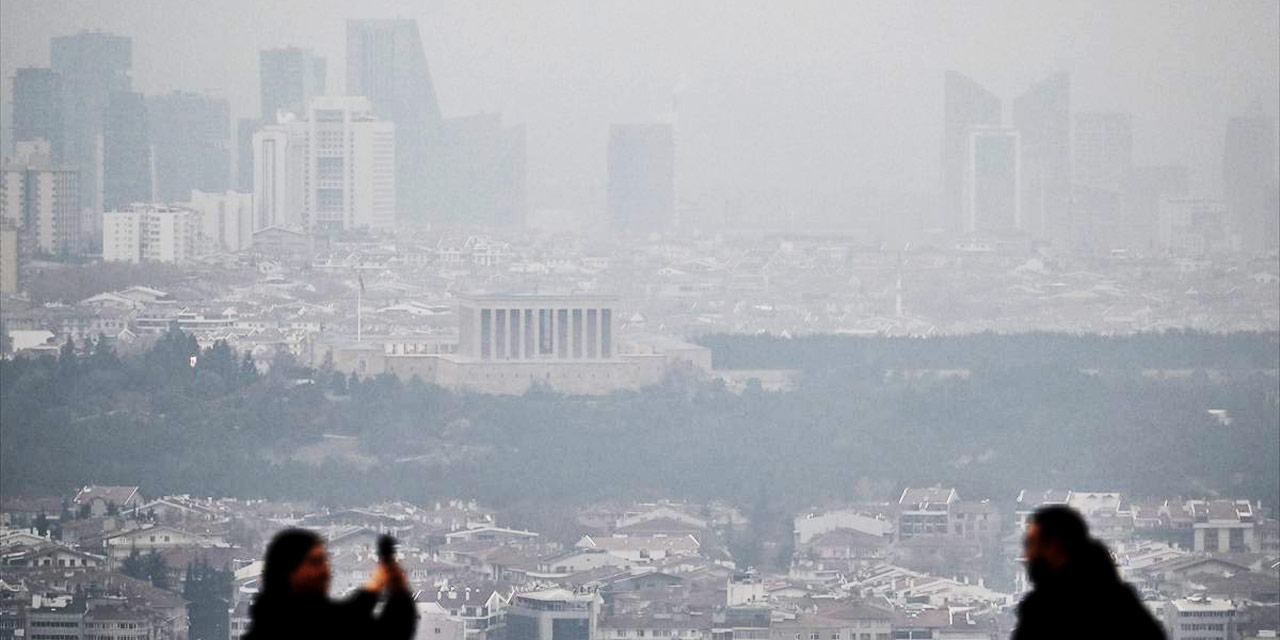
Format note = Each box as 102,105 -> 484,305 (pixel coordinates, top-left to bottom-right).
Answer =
413,584 -> 507,640
72,486 -> 143,518
577,535 -> 701,563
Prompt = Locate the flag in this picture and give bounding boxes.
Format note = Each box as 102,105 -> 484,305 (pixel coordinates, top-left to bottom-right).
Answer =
358,273 -> 365,296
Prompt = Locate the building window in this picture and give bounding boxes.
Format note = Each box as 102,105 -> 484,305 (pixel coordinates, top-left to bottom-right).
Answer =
572,308 -> 584,358
557,309 -> 569,358
495,309 -> 506,359
524,309 -> 535,358
601,309 -> 612,358
539,309 -> 553,355
586,309 -> 598,358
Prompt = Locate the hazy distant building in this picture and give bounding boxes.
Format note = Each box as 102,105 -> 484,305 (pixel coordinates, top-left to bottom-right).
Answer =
102,203 -> 195,264
437,115 -> 527,226
1157,197 -> 1228,255
51,31 -> 132,220
0,140 -> 81,256
1126,165 -> 1188,250
11,68 -> 64,161
942,71 -> 1002,233
253,96 -> 395,231
1013,72 -> 1071,244
147,91 -> 230,202
1074,113 -> 1132,193
101,91 -> 151,210
963,126 -> 1021,233
608,123 -> 674,232
347,19 -> 442,225
0,224 -> 17,294
235,117 -> 261,192
1222,116 -> 1278,252
260,47 -> 327,121
1073,112 -> 1133,247
182,190 -> 252,253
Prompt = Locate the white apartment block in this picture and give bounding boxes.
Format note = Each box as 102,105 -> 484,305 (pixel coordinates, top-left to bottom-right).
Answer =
253,96 -> 395,232
0,140 -> 81,256
183,189 -> 253,252
102,204 -> 196,264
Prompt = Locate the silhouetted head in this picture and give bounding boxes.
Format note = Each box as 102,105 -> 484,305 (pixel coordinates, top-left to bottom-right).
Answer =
261,528 -> 329,598
1023,505 -> 1091,586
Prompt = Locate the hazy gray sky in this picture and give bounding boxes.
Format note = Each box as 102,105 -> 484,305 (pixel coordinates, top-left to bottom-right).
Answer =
2,0 -> 1277,203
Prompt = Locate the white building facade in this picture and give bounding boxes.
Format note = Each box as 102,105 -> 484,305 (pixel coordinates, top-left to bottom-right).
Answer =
0,140 -> 81,256
252,96 -> 395,232
183,189 -> 253,252
102,204 -> 196,264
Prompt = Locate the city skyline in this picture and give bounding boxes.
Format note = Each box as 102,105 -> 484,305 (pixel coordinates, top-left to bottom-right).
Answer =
1,1 -> 1276,203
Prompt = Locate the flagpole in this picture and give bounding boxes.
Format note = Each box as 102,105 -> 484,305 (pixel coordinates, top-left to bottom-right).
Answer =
357,272 -> 363,343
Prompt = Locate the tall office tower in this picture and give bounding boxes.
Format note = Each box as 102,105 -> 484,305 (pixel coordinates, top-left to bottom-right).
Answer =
963,126 -> 1021,233
51,31 -> 132,218
235,117 -> 261,191
1013,72 -> 1071,244
1126,165 -> 1188,251
607,123 -> 674,232
1072,112 -> 1133,247
101,91 -> 151,210
253,96 -> 395,232
102,203 -> 196,264
260,47 -> 326,120
1223,116 -> 1278,252
346,19 -> 442,225
0,140 -> 81,257
147,91 -> 230,202
436,114 -> 527,226
942,71 -> 1002,233
12,68 -> 64,160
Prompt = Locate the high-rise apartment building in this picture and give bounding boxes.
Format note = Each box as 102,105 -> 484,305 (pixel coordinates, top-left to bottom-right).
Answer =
102,203 -> 195,264
0,225 -> 17,294
253,96 -> 395,232
607,123 -> 674,232
1013,72 -> 1071,244
942,71 -> 1002,233
147,91 -> 230,202
347,19 -> 442,225
182,190 -> 253,253
0,140 -> 81,256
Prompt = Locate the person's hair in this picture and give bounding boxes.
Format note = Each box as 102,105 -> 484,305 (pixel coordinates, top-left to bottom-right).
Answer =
260,528 -> 323,597
1028,505 -> 1090,555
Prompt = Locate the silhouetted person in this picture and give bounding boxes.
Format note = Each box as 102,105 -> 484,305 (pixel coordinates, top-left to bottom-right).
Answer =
242,528 -> 417,640
1013,505 -> 1164,640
